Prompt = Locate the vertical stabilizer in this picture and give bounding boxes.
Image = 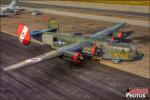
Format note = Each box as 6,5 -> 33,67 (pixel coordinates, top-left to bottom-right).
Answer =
48,20 -> 59,32
18,24 -> 31,45
8,0 -> 17,10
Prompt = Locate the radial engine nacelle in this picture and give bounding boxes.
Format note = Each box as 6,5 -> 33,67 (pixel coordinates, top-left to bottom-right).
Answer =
111,31 -> 128,42
61,51 -> 84,63
82,44 -> 102,57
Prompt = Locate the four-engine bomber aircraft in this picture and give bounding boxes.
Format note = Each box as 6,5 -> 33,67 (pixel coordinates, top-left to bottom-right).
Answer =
3,21 -> 143,71
0,0 -> 18,16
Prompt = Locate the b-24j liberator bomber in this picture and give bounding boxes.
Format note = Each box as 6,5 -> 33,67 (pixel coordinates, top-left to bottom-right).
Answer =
3,21 -> 143,71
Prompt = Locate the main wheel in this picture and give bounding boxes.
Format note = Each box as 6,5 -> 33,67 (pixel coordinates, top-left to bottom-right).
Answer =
92,56 -> 102,63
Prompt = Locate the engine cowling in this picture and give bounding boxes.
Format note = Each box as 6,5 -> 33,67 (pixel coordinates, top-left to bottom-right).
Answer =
112,32 -> 126,42
62,51 -> 84,63
82,45 -> 102,57
113,32 -> 124,38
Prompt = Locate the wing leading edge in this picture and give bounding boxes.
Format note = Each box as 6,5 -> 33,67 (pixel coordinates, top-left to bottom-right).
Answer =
3,50 -> 62,71
3,41 -> 92,71
89,22 -> 126,39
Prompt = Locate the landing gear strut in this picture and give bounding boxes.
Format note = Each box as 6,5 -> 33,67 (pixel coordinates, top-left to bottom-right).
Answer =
92,56 -> 102,63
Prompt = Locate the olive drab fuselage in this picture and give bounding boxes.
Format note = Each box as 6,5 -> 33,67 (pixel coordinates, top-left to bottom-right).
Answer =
42,32 -> 139,61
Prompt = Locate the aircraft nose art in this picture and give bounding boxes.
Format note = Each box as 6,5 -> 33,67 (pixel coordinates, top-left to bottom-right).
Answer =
18,24 -> 31,45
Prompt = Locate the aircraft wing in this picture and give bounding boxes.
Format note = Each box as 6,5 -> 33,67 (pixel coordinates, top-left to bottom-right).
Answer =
3,50 -> 62,71
89,22 -> 125,39
3,42 -> 92,71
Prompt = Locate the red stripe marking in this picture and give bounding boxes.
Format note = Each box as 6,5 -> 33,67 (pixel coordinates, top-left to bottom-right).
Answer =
118,32 -> 123,38
18,24 -> 31,45
112,36 -> 115,41
92,45 -> 96,55
18,24 -> 25,37
73,52 -> 80,63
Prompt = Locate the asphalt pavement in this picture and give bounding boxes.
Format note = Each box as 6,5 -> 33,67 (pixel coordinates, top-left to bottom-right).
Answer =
1,0 -> 149,27
0,32 -> 149,100
18,2 -> 150,18
1,0 -> 150,18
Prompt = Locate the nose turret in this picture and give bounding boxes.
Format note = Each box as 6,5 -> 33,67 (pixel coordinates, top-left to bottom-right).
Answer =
134,52 -> 144,60
130,45 -> 143,60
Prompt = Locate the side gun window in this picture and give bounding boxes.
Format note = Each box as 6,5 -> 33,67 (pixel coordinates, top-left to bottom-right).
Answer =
53,37 -> 58,42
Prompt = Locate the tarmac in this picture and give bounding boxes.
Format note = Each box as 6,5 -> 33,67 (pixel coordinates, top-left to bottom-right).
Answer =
0,1 -> 149,100
1,10 -> 149,79
19,1 -> 150,17
0,32 -> 149,100
21,0 -> 150,13
1,0 -> 149,27
22,7 -> 150,27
